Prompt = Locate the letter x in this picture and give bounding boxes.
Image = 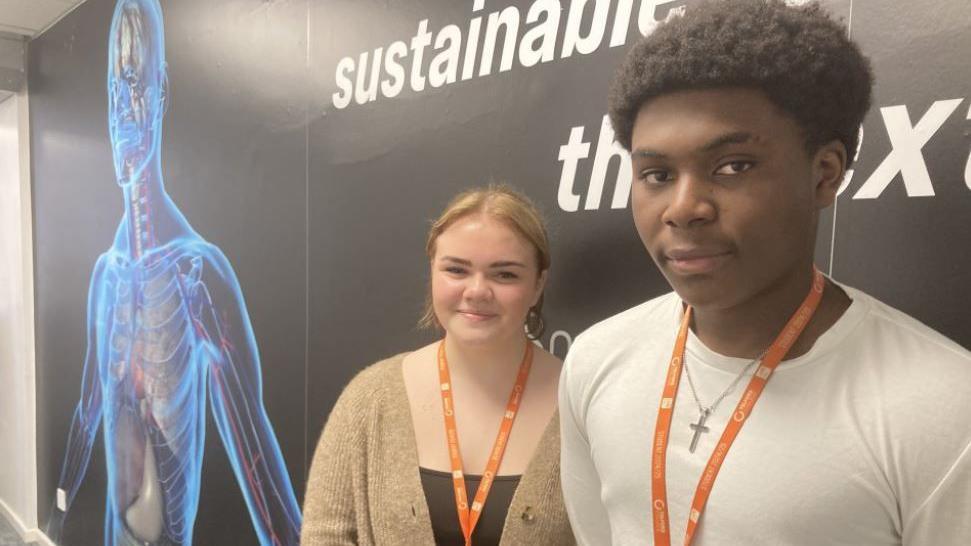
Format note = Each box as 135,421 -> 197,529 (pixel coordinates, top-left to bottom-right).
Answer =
854,98 -> 963,199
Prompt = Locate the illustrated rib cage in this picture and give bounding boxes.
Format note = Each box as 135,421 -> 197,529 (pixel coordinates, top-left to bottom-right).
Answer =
104,247 -> 211,542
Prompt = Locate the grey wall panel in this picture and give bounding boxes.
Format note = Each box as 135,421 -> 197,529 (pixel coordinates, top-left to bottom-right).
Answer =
833,0 -> 971,348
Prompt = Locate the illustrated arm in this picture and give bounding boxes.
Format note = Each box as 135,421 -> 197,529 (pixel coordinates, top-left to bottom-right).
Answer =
48,255 -> 108,539
190,249 -> 301,546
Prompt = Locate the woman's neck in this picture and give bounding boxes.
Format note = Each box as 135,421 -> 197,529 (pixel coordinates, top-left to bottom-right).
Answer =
442,334 -> 530,390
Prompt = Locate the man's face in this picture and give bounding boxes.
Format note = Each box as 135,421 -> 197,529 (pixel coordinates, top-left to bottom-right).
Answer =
108,1 -> 164,187
629,87 -> 835,311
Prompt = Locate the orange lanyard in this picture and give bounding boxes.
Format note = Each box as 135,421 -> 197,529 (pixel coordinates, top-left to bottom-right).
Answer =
437,340 -> 533,546
651,268 -> 825,546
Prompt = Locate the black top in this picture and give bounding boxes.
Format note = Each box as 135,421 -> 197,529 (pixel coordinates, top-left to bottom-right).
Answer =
419,467 -> 522,546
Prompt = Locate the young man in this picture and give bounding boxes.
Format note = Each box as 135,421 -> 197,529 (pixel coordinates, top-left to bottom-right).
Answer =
559,1 -> 971,544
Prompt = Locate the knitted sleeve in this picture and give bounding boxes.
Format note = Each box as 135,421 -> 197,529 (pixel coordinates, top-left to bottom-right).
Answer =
301,369 -> 375,545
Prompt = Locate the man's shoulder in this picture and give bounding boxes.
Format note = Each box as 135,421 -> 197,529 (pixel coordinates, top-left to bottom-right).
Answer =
846,286 -> 971,365
572,291 -> 680,351
562,292 -> 680,383
560,293 -> 679,418
838,287 -> 971,520
837,286 -> 971,431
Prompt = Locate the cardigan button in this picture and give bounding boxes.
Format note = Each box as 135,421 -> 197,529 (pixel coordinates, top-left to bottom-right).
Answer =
521,506 -> 535,522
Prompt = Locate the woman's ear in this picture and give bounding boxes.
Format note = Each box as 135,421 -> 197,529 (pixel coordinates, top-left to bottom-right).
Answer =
533,269 -> 549,306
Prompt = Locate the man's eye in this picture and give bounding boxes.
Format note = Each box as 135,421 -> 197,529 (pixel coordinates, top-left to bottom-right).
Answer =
639,169 -> 672,185
714,161 -> 754,175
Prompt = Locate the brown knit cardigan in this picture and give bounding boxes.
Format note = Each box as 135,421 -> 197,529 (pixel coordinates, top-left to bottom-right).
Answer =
301,353 -> 575,545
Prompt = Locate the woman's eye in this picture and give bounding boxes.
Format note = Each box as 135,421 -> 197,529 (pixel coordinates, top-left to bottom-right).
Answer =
714,160 -> 754,175
496,271 -> 519,280
444,266 -> 466,275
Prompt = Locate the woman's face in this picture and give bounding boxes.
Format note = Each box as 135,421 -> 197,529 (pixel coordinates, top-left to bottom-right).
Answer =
431,214 -> 546,347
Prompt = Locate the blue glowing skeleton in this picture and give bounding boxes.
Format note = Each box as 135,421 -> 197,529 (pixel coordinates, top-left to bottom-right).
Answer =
47,1 -> 302,544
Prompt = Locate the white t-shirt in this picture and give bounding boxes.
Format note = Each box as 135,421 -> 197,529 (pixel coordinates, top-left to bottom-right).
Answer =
560,284 -> 971,545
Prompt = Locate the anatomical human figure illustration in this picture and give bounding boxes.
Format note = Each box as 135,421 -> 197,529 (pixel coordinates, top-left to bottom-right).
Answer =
47,1 -> 302,544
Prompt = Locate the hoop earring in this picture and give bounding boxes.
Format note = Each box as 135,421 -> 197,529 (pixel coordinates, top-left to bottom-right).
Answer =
525,307 -> 545,340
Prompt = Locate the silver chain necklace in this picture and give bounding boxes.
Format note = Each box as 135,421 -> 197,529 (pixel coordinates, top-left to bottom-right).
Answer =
683,350 -> 765,453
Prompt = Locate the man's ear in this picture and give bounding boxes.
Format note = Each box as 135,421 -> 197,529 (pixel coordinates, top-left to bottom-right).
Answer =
812,139 -> 848,209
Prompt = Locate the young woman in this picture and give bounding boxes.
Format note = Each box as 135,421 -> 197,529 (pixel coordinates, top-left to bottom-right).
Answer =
302,185 -> 574,546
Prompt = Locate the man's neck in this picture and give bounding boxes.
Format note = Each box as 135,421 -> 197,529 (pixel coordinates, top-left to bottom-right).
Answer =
690,267 -> 851,360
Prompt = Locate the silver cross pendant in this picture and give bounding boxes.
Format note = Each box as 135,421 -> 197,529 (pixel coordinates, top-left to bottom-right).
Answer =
689,409 -> 711,454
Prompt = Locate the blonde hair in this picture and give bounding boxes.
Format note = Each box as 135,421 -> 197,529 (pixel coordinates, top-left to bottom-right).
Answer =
419,184 -> 551,338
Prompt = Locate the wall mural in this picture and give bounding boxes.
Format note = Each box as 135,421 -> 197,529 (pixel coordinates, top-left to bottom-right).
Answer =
45,1 -> 302,544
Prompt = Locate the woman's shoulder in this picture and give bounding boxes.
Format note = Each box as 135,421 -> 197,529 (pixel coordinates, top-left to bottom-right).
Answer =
530,342 -> 562,367
527,342 -> 563,388
318,352 -> 413,440
339,352 -> 411,401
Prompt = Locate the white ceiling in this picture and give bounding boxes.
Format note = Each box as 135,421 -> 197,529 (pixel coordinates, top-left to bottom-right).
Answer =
0,0 -> 87,37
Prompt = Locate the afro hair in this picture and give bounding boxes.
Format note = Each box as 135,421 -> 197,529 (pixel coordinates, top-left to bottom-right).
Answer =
608,0 -> 873,167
